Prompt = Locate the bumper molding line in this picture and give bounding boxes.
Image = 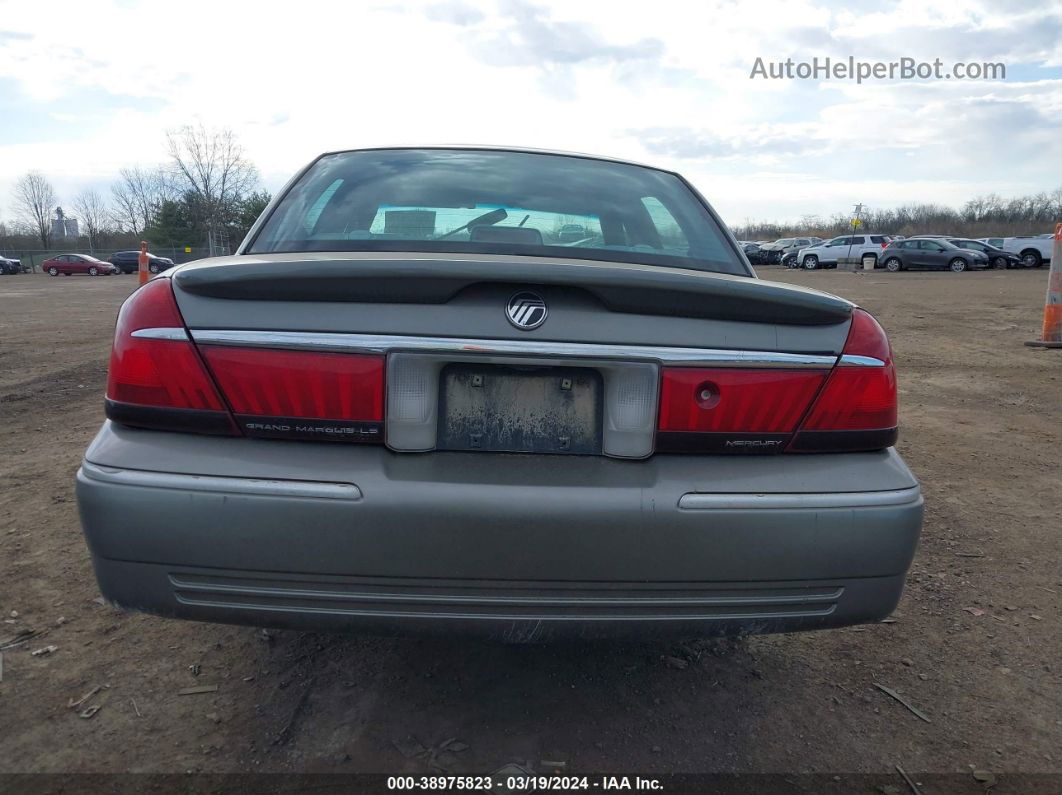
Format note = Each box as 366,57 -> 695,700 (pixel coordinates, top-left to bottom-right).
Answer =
80,461 -> 361,501
678,486 -> 921,510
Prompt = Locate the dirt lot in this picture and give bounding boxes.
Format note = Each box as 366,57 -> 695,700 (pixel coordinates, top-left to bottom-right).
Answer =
1,268 -> 1060,784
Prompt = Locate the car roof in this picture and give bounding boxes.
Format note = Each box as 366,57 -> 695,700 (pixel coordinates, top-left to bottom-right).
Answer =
318,145 -> 664,173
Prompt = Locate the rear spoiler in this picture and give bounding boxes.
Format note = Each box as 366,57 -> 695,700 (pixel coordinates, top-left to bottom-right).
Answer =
173,254 -> 853,326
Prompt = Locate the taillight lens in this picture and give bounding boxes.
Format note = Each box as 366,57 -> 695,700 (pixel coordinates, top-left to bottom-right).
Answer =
798,367 -> 896,431
108,339 -> 225,410
106,279 -> 234,434
790,308 -> 898,452
659,369 -> 825,433
656,368 -> 826,453
104,279 -> 386,442
655,308 -> 897,455
200,347 -> 384,439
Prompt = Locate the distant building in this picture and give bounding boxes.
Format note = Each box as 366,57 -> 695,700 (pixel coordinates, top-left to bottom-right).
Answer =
51,206 -> 79,240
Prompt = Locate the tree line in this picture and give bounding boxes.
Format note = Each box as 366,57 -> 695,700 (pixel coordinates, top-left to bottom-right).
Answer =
731,189 -> 1062,242
6,134 -> 1059,254
0,124 -> 271,255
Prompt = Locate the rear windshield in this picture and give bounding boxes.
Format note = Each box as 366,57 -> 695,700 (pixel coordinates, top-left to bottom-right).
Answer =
247,149 -> 746,275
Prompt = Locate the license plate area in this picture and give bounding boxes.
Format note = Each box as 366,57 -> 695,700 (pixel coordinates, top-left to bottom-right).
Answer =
437,364 -> 603,455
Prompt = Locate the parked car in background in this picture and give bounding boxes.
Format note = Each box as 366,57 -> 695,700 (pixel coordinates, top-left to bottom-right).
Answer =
880,238 -> 990,272
796,235 -> 894,270
42,254 -> 116,276
761,237 -> 819,265
76,146 -> 921,641
738,241 -> 769,265
977,236 -> 1053,268
108,250 -> 175,274
946,238 -> 1020,269
0,254 -> 22,275
780,238 -> 824,267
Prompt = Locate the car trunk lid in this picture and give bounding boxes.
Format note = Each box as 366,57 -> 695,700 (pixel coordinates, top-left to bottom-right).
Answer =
108,257 -> 896,459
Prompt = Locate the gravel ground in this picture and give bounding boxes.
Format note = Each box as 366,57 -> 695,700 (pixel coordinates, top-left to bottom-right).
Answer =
1,268 -> 1060,785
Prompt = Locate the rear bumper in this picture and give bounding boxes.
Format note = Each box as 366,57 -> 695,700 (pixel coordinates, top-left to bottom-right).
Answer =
76,422 -> 923,639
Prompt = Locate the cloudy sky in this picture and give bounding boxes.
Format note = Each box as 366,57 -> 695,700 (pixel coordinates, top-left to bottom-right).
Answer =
0,0 -> 1060,226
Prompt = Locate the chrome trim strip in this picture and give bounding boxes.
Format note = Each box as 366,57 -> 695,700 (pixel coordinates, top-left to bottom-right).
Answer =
79,462 -> 361,501
185,329 -> 839,368
678,486 -> 921,511
839,354 -> 887,367
131,327 -> 189,341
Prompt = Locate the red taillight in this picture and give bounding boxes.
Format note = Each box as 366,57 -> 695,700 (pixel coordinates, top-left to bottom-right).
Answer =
108,339 -> 224,410
798,366 -> 896,431
106,279 -> 233,434
658,369 -> 825,433
656,309 -> 897,455
104,279 -> 386,442
201,347 -> 384,422
656,368 -> 826,453
841,306 -> 892,362
790,308 -> 898,452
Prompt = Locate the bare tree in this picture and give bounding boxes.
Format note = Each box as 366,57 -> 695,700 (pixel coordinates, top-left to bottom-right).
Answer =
73,188 -> 109,251
110,166 -> 169,237
165,124 -> 258,240
12,171 -> 57,248
110,180 -> 139,236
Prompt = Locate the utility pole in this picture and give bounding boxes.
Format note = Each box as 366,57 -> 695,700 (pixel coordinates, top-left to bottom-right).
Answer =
841,203 -> 866,270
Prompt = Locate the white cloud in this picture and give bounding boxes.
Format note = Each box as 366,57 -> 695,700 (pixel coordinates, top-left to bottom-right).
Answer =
0,0 -> 1060,226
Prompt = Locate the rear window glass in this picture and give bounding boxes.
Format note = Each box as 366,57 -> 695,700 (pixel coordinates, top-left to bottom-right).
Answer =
248,149 -> 746,275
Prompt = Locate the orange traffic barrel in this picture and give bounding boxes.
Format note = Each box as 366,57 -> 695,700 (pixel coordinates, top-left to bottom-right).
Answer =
1026,223 -> 1062,349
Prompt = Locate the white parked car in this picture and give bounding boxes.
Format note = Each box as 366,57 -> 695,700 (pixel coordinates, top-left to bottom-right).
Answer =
795,235 -> 895,270
978,236 -> 1053,268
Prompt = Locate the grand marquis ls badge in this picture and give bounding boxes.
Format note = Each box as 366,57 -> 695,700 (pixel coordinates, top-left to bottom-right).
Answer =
506,292 -> 548,330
